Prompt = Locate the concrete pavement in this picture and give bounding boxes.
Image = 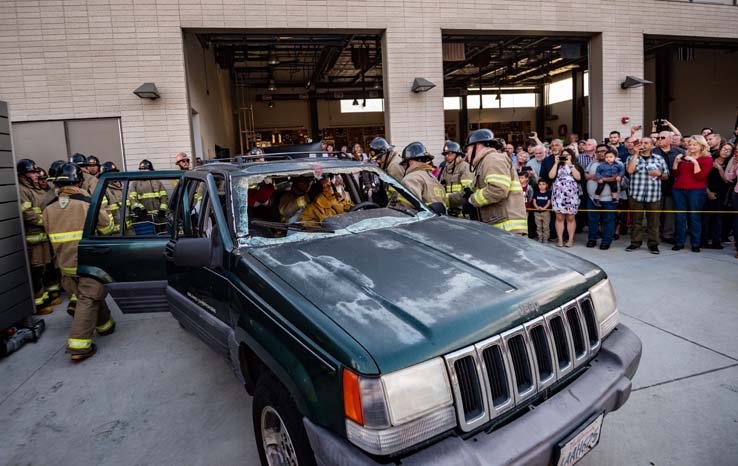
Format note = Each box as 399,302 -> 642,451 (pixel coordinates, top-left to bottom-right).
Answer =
1,235 -> 736,466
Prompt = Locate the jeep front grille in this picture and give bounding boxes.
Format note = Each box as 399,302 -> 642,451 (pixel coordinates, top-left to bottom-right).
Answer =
444,292 -> 600,432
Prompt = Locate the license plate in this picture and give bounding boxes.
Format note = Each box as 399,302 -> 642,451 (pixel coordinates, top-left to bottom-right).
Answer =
555,413 -> 604,466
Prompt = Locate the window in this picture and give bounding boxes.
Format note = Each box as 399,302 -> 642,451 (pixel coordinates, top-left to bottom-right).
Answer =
444,97 -> 461,110
500,93 -> 537,108
340,99 -> 384,113
546,79 -> 573,105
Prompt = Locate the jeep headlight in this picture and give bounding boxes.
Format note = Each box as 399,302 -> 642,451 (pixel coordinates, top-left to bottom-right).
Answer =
343,358 -> 456,455
589,278 -> 619,338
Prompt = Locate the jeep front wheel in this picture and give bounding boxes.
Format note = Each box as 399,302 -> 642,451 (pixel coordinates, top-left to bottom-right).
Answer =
253,374 -> 316,466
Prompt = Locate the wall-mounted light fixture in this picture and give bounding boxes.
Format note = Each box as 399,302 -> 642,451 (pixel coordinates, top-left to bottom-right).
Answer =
411,77 -> 436,93
133,83 -> 160,100
620,76 -> 653,90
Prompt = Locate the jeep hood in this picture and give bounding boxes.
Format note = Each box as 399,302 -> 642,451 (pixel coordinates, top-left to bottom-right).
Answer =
250,217 -> 605,374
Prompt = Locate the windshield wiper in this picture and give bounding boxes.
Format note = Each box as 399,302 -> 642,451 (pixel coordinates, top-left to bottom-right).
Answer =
249,219 -> 335,233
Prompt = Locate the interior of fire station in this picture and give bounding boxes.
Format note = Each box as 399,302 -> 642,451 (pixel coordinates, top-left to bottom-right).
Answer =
643,35 -> 738,136
440,33 -> 592,148
182,30 -> 386,159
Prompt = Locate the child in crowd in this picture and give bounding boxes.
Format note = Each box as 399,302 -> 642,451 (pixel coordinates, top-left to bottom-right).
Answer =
519,171 -> 534,209
593,151 -> 625,207
533,179 -> 552,242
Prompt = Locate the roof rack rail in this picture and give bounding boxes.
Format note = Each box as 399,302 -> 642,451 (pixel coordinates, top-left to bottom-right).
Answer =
203,151 -> 357,167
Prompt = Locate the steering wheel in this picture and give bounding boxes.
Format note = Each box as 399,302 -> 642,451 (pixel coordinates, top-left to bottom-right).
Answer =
349,201 -> 381,212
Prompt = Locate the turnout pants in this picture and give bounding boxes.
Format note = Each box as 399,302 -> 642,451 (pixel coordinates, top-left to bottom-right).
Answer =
61,275 -> 113,354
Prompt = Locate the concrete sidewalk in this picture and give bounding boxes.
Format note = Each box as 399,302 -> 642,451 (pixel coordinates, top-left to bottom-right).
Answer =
1,237 -> 736,466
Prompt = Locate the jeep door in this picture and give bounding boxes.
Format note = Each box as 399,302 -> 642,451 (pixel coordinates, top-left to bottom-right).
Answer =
164,172 -> 235,356
78,170 -> 182,313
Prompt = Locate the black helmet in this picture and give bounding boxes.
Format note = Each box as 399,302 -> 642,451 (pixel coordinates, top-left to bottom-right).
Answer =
138,159 -> 154,171
401,142 -> 433,166
54,163 -> 83,185
48,160 -> 65,181
17,158 -> 40,175
249,147 -> 263,156
101,161 -> 120,174
87,155 -> 100,167
368,137 -> 393,160
38,168 -> 48,180
442,141 -> 463,156
465,129 -> 495,148
70,153 -> 87,166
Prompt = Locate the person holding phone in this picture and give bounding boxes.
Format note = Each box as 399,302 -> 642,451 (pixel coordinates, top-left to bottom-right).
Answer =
548,148 -> 583,247
672,135 -> 713,252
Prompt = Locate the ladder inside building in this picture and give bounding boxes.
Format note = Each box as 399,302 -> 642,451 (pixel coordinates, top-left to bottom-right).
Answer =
236,72 -> 257,155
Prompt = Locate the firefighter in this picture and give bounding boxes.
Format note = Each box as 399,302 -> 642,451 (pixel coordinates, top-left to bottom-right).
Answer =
448,129 -> 527,234
128,159 -> 169,219
70,153 -> 99,195
86,155 -> 101,177
42,163 -> 116,361
399,142 -> 447,211
195,157 -> 203,167
37,168 -> 50,191
17,159 -> 54,314
278,176 -> 312,222
368,137 -> 405,181
298,176 -> 354,227
175,152 -> 190,170
100,161 -> 130,235
43,160 -> 68,309
438,141 -> 473,196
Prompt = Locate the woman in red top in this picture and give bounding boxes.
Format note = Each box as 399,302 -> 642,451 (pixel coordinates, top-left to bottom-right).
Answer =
671,135 -> 713,252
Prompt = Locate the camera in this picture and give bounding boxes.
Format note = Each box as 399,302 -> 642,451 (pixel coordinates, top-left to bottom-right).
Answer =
558,155 -> 568,163
654,119 -> 666,132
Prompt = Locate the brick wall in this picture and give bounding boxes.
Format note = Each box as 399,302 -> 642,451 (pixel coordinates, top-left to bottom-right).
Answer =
0,0 -> 736,168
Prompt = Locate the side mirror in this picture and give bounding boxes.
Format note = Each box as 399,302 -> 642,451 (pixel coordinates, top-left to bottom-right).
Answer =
169,237 -> 215,268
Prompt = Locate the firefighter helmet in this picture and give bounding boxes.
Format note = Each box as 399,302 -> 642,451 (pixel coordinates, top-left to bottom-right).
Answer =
368,137 -> 393,161
54,163 -> 83,185
401,142 -> 433,166
48,160 -> 65,181
442,141 -> 463,156
138,159 -> 154,171
249,147 -> 263,156
17,158 -> 40,175
38,168 -> 48,180
70,153 -> 88,166
87,155 -> 100,167
101,161 -> 120,174
464,129 -> 495,148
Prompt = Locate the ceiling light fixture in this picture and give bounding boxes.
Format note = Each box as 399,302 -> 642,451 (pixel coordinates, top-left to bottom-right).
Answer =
352,98 -> 359,106
267,79 -> 277,92
268,50 -> 280,65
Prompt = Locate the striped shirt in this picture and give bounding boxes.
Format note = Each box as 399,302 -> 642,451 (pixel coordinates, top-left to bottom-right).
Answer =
577,152 -> 594,170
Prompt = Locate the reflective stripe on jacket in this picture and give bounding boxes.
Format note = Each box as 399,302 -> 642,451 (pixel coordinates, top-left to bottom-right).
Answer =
129,179 -> 169,214
43,186 -> 114,276
401,164 -> 447,206
449,148 -> 528,234
439,157 -> 473,194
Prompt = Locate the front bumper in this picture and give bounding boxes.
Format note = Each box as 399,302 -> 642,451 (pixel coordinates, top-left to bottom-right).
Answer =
304,324 -> 642,466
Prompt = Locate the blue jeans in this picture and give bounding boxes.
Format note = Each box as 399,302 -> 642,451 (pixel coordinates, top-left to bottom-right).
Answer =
734,192 -> 738,249
587,198 -> 617,245
673,188 -> 707,248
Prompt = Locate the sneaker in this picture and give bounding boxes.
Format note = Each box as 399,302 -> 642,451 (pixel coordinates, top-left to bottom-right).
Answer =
649,245 -> 660,255
70,343 -> 97,362
592,199 -> 602,207
672,245 -> 683,251
586,240 -> 597,248
691,247 -> 701,253
599,244 -> 610,250
625,244 -> 640,252
662,238 -> 675,245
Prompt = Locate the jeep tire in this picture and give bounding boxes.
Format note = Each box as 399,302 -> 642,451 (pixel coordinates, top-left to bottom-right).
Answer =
253,374 -> 316,466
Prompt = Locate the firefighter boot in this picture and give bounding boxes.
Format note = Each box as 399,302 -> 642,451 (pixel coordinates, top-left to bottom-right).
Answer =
66,294 -> 77,317
70,343 -> 97,362
96,318 -> 116,337
33,290 -> 53,315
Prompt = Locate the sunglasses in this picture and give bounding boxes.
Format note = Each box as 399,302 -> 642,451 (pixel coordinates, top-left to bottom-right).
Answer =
655,136 -> 668,140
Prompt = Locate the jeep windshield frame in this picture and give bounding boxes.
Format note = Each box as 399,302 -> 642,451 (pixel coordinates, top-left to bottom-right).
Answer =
231,166 -> 434,247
